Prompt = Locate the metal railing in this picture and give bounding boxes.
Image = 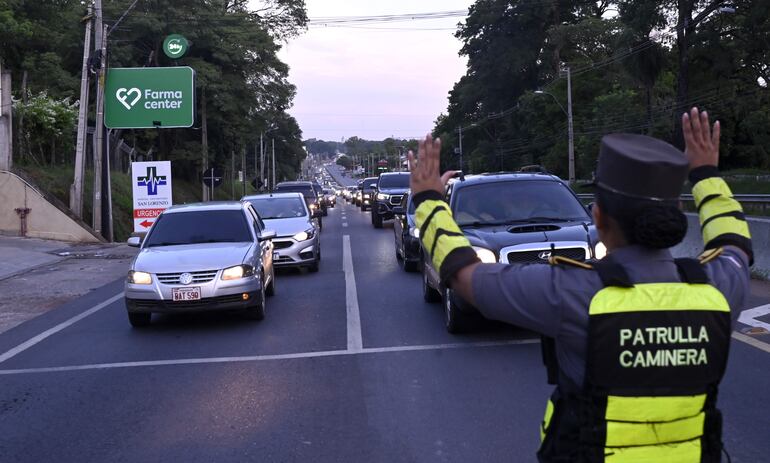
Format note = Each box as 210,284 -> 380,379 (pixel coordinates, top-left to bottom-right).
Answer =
575,194 -> 770,204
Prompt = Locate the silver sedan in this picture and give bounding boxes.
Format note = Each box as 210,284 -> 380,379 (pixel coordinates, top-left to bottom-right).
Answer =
242,193 -> 321,272
124,202 -> 276,327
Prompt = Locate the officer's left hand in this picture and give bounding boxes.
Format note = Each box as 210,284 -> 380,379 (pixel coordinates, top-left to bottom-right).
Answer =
408,135 -> 456,196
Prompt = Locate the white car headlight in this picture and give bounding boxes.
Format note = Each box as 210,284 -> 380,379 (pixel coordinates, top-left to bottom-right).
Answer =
594,241 -> 607,260
222,265 -> 254,281
473,246 -> 497,264
293,229 -> 315,242
409,227 -> 420,238
377,193 -> 389,200
128,270 -> 152,285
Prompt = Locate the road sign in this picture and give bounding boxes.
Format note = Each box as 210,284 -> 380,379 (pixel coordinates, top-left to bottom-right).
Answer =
202,167 -> 223,188
132,161 -> 173,233
105,67 -> 195,129
163,34 -> 189,59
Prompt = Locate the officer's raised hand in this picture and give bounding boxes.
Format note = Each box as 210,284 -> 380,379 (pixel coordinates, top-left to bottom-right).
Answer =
408,135 -> 456,197
682,107 -> 720,169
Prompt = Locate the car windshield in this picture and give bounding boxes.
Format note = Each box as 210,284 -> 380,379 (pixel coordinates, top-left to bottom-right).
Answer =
144,210 -> 252,246
453,181 -> 590,226
247,197 -> 307,219
363,179 -> 378,191
379,174 -> 410,189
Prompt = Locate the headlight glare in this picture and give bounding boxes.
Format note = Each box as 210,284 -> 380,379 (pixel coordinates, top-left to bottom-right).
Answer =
128,270 -> 152,285
377,193 -> 389,200
222,265 -> 254,280
409,227 -> 420,238
293,229 -> 315,241
594,241 -> 608,260
473,246 -> 497,264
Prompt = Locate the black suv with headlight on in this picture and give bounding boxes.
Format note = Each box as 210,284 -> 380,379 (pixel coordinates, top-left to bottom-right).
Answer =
371,172 -> 410,228
359,177 -> 378,211
420,172 -> 605,333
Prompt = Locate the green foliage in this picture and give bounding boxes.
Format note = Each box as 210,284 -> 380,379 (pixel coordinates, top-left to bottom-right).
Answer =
336,155 -> 353,170
13,92 -> 78,164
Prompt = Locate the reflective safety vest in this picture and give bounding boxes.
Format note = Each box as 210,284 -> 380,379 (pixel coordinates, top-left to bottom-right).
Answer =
538,258 -> 732,463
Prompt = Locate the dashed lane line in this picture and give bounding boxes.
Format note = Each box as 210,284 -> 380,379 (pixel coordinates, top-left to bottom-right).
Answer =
0,339 -> 539,375
0,293 -> 124,364
343,235 -> 363,352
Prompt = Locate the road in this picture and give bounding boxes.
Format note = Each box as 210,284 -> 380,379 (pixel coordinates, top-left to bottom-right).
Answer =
1,188 -> 770,462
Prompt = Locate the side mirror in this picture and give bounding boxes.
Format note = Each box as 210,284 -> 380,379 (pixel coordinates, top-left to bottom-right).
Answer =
586,202 -> 595,214
259,230 -> 277,241
127,236 -> 142,247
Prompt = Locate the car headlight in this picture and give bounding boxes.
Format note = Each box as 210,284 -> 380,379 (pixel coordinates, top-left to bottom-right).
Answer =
594,241 -> 607,260
222,265 -> 255,281
293,229 -> 315,241
409,227 -> 420,238
473,246 -> 497,264
128,270 -> 152,285
377,193 -> 389,200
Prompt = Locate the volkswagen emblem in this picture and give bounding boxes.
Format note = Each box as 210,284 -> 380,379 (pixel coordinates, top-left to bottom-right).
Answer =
179,272 -> 194,285
538,251 -> 552,261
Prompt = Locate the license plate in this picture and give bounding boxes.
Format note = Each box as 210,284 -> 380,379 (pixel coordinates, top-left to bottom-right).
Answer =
273,252 -> 279,260
172,287 -> 201,301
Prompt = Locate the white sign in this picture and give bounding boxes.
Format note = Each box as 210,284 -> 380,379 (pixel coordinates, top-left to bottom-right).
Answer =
131,161 -> 173,233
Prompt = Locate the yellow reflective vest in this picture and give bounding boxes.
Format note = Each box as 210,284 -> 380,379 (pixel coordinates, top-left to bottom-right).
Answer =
538,258 -> 731,463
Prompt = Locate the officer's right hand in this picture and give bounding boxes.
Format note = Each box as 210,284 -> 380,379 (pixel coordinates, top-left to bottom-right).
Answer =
682,107 -> 720,169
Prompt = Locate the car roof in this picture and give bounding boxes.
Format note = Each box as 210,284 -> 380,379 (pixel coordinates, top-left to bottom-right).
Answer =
164,201 -> 245,214
449,172 -> 564,189
242,192 -> 304,200
276,181 -> 313,187
379,172 -> 410,176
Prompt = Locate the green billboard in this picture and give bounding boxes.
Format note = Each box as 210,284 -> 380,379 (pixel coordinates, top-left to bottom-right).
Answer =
105,67 -> 195,129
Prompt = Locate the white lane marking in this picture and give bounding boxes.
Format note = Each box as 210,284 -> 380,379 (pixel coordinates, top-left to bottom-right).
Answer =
0,339 -> 538,375
343,235 -> 363,352
738,304 -> 770,333
0,293 -> 124,364
732,332 -> 770,354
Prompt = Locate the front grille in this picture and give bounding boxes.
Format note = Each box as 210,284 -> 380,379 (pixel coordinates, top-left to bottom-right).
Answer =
273,240 -> 293,250
157,270 -> 219,285
506,247 -> 586,265
130,294 -> 246,310
389,195 -> 403,205
275,255 -> 295,263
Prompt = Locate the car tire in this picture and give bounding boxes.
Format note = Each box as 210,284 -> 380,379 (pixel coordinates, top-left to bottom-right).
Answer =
443,287 -> 470,334
317,217 -> 323,230
265,268 -> 276,297
422,258 -> 441,303
402,256 -> 419,273
244,280 -> 266,320
322,207 -> 328,217
128,312 -> 151,327
309,259 -> 320,273
372,210 -> 383,228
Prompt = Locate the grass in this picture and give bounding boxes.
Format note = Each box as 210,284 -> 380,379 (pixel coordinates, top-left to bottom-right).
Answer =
16,164 -> 262,242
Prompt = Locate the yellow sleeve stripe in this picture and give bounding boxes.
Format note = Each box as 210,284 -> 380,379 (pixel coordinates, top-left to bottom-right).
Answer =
692,177 -> 732,209
703,216 -> 751,244
415,199 -> 473,276
699,195 -> 743,224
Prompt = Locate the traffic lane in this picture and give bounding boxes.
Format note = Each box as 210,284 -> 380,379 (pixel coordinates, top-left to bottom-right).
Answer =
0,212 -> 348,370
0,344 -> 546,463
344,202 -> 529,348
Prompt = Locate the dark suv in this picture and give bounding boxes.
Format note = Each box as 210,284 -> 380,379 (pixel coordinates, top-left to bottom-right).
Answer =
359,177 -> 378,211
421,172 -> 603,333
371,172 -> 410,228
273,181 -> 324,229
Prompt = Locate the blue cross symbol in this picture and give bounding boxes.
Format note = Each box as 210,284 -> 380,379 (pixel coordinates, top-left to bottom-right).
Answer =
137,166 -> 167,196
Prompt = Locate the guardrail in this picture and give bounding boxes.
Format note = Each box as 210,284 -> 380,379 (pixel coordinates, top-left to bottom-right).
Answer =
575,193 -> 770,205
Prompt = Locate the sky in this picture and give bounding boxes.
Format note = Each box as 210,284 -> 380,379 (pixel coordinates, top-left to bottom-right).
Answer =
271,0 -> 475,142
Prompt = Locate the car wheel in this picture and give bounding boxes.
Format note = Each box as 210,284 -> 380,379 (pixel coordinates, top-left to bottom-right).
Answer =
372,210 -> 383,228
317,217 -> 323,230
443,287 -> 470,334
422,259 -> 441,303
402,255 -> 419,273
322,208 -> 328,217
128,312 -> 151,327
244,279 -> 266,320
265,267 -> 276,297
309,259 -> 320,273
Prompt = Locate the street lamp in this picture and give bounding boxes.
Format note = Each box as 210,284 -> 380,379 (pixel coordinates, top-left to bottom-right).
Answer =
534,67 -> 574,184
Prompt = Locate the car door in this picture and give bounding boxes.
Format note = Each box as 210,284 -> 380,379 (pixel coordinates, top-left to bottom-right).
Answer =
393,194 -> 408,254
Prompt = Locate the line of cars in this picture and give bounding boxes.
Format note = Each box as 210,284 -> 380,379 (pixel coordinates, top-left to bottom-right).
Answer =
353,169 -> 606,333
123,180 -> 334,328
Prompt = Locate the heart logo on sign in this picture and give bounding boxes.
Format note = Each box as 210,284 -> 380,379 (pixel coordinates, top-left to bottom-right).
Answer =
116,87 -> 141,110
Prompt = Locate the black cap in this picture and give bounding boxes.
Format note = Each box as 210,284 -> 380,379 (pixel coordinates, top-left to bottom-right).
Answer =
591,134 -> 688,201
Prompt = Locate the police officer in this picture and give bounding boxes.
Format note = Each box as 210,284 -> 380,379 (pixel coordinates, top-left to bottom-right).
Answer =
408,107 -> 752,462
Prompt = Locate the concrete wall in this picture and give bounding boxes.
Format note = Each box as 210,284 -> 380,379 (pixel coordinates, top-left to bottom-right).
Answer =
0,170 -> 101,243
672,212 -> 770,277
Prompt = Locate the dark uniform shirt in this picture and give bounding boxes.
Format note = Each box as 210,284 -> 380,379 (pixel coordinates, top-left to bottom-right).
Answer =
472,245 -> 750,391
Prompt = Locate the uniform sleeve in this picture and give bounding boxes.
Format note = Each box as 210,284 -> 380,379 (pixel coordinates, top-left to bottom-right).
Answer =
705,246 -> 751,322
472,263 -> 591,337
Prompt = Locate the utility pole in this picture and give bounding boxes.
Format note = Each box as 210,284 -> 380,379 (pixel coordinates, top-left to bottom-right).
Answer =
241,147 -> 246,198
230,150 -> 235,199
0,62 -> 12,171
70,6 -> 92,217
201,88 -> 209,201
271,138 -> 276,190
259,132 -> 264,190
565,66 -> 575,184
92,0 -> 105,236
457,126 -> 463,173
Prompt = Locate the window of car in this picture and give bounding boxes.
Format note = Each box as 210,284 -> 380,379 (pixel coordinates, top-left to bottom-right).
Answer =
247,197 -> 308,219
362,178 -> 378,191
245,205 -> 265,233
452,180 -> 590,226
144,210 -> 253,247
274,184 -> 316,199
378,174 -> 410,189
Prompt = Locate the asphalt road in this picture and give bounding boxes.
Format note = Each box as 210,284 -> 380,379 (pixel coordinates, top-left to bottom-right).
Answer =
1,197 -> 770,462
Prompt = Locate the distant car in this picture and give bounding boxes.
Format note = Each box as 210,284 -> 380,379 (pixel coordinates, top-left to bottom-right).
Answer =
274,181 -> 324,229
323,188 -> 337,208
124,202 -> 277,327
243,193 -> 321,272
421,172 -> 603,333
311,182 -> 328,216
354,182 -> 364,206
360,177 -> 378,211
372,172 -> 410,228
392,192 -> 420,272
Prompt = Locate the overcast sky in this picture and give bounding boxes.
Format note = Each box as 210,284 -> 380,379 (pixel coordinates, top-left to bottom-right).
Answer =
273,0 -> 474,142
